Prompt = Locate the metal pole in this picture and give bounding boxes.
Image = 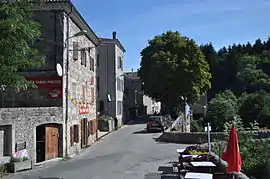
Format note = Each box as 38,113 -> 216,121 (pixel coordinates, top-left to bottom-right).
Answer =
64,14 -> 70,159
134,90 -> 138,117
183,97 -> 186,132
207,122 -> 211,152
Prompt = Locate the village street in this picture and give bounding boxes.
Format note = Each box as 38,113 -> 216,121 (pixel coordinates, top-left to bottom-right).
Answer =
4,117 -> 188,179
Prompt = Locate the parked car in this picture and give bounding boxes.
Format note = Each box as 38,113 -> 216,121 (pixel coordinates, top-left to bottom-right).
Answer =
146,116 -> 167,132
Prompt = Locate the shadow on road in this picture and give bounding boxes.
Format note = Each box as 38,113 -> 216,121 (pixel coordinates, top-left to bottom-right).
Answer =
144,166 -> 179,179
158,166 -> 174,173
132,130 -> 148,134
132,129 -> 162,134
126,116 -> 149,125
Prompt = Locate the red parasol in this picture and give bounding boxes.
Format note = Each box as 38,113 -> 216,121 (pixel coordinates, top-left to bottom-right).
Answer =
221,125 -> 242,173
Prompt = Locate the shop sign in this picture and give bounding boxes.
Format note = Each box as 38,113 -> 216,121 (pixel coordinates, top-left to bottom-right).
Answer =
26,77 -> 63,99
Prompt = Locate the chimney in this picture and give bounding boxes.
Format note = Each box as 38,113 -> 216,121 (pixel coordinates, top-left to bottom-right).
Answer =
112,31 -> 117,39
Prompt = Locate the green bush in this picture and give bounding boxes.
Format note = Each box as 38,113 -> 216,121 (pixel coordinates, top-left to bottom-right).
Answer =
213,120 -> 270,179
205,90 -> 238,131
240,137 -> 270,179
0,165 -> 7,178
190,117 -> 204,132
238,91 -> 270,128
98,115 -> 112,121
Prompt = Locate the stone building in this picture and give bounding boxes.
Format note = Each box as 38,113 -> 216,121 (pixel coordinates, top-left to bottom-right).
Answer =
97,32 -> 125,125
0,0 -> 99,164
123,72 -> 161,121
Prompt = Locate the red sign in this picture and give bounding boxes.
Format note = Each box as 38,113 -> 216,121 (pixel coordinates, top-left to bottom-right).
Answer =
79,102 -> 89,114
26,77 -> 63,99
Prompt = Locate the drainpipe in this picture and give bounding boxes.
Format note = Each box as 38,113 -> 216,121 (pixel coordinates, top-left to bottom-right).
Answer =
64,7 -> 73,159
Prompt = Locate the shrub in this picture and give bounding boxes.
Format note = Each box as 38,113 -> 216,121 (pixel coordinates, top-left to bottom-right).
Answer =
213,120 -> 270,179
0,164 -> 7,178
205,90 -> 238,131
190,117 -> 204,132
238,91 -> 270,128
98,115 -> 112,121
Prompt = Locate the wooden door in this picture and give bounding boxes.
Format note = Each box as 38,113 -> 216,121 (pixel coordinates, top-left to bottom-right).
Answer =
81,120 -> 85,148
45,125 -> 59,160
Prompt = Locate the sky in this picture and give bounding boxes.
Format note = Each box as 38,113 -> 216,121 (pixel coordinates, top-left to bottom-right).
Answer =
72,0 -> 270,72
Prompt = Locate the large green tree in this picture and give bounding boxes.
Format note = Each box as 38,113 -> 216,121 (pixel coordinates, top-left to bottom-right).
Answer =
237,55 -> 270,92
238,91 -> 270,128
0,0 -> 44,91
138,31 -> 211,111
205,90 -> 238,131
201,38 -> 270,100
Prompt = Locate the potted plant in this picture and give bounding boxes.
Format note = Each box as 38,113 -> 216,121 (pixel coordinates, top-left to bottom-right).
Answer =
8,156 -> 32,173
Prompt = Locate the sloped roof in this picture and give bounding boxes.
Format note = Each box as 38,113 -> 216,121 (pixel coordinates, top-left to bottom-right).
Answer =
31,0 -> 100,45
99,38 -> 126,52
124,72 -> 140,80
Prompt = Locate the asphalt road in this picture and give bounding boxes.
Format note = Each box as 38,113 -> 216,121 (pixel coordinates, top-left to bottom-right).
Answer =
5,118 -> 189,179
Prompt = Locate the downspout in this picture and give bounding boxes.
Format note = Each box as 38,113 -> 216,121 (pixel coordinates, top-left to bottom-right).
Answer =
64,6 -> 73,159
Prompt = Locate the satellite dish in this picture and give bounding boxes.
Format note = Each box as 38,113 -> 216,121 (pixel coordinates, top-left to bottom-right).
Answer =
107,94 -> 112,102
56,63 -> 63,77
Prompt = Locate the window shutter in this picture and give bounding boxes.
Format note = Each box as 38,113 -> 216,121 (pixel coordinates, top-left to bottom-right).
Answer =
82,85 -> 86,100
70,126 -> 74,147
88,121 -> 91,136
90,87 -> 95,104
74,125 -> 79,143
81,50 -> 87,66
90,120 -> 93,135
73,42 -> 79,60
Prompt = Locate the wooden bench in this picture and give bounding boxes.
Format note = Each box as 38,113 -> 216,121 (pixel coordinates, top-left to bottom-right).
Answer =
185,172 -> 213,179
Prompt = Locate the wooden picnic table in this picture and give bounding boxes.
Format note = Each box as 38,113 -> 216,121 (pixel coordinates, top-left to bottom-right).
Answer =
185,172 -> 213,179
176,148 -> 185,154
190,161 -> 216,173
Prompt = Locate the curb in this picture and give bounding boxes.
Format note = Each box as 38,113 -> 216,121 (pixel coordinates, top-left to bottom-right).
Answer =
97,131 -> 111,140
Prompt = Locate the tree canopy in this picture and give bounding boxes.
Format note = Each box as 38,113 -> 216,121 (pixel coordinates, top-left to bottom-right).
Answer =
138,31 -> 211,110
0,0 -> 44,91
200,38 -> 270,100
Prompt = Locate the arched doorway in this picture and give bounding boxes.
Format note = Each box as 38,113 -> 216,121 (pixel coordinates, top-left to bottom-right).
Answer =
36,123 -> 62,163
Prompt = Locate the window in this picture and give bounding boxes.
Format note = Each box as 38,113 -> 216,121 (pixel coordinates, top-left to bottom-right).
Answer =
121,80 -> 124,91
82,85 -> 86,100
90,56 -> 95,71
70,124 -> 79,146
99,100 -> 104,114
70,126 -> 74,146
90,87 -> 95,104
117,78 -> 124,91
117,101 -> 123,115
73,42 -> 79,61
81,50 -> 87,66
72,82 -> 77,98
88,121 -> 92,137
74,125 -> 79,143
117,56 -> 123,69
117,78 -> 120,91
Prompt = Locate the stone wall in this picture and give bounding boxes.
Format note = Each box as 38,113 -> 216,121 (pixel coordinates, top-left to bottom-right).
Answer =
156,131 -> 270,144
63,13 -> 97,157
0,107 -> 63,164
